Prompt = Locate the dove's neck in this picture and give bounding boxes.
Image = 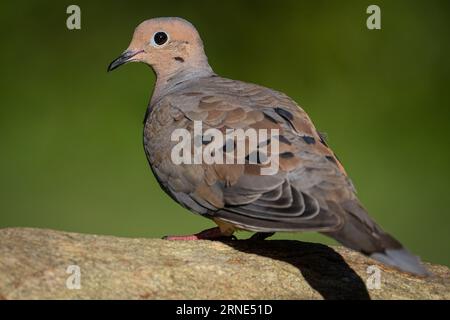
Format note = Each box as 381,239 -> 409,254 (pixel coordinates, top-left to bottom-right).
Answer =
151,60 -> 214,105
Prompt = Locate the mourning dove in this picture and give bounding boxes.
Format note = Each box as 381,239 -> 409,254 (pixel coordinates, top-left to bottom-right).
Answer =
108,17 -> 428,276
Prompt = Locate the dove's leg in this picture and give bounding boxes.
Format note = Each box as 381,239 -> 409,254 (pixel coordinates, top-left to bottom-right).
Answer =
163,227 -> 236,241
249,232 -> 275,240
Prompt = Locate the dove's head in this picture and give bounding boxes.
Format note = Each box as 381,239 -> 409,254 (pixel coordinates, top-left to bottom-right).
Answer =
108,17 -> 212,79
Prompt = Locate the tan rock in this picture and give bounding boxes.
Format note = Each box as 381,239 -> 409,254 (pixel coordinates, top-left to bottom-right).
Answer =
0,228 -> 448,300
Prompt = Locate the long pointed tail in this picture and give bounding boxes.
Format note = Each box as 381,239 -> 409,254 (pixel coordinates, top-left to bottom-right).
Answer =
322,200 -> 429,276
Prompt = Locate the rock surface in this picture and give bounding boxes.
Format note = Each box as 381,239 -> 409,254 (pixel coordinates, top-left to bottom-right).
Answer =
0,228 -> 448,300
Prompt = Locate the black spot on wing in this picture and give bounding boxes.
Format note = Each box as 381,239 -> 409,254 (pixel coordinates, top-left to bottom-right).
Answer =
222,139 -> 236,153
280,152 -> 295,159
302,136 -> 316,145
259,139 -> 271,148
245,151 -> 267,164
275,107 -> 294,121
276,135 -> 292,145
202,136 -> 212,145
174,57 -> 185,63
325,155 -> 338,166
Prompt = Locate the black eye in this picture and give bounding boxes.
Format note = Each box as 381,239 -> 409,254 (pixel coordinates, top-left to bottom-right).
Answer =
153,32 -> 168,46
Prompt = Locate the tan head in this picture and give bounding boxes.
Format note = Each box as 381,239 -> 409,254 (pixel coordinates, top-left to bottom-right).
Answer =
108,17 -> 212,79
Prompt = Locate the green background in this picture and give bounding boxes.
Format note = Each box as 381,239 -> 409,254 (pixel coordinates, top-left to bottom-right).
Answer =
1,0 -> 449,266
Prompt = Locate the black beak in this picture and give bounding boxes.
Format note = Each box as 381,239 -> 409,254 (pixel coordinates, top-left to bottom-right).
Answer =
107,50 -> 144,72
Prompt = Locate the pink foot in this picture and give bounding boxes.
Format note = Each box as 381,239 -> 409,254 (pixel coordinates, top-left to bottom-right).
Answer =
163,227 -> 236,241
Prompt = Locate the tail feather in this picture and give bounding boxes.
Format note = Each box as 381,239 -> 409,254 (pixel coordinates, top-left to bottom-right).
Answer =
323,200 -> 429,276
371,248 -> 429,276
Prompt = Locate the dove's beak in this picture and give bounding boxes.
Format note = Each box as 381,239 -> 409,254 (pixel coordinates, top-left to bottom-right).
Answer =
108,50 -> 144,72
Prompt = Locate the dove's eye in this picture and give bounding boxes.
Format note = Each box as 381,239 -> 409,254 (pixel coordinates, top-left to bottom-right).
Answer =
151,31 -> 169,47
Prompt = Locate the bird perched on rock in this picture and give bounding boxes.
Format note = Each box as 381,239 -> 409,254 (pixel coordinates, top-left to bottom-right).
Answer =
108,17 -> 428,276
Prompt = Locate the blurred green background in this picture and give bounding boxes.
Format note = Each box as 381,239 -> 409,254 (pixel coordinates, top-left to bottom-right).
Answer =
0,0 -> 449,266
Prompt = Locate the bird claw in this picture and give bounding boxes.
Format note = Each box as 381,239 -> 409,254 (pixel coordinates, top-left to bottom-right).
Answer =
162,227 -> 237,241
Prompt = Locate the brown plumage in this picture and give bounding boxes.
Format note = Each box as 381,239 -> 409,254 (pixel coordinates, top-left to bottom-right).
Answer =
108,17 -> 428,276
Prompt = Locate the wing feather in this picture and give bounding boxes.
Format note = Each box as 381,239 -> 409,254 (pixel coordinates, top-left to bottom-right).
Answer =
145,76 -> 355,232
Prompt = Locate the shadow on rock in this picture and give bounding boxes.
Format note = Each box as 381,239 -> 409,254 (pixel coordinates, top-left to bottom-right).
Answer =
225,239 -> 370,300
